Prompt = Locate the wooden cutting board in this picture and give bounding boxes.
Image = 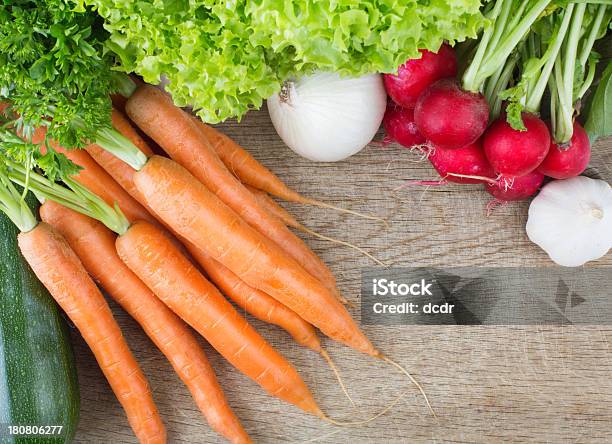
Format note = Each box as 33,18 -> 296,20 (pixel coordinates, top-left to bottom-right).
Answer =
73,106 -> 612,443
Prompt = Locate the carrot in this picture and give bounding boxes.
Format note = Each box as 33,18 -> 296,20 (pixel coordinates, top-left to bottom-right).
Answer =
64,143 -> 356,409
31,126 -> 157,226
18,222 -> 166,444
85,109 -> 155,201
247,186 -> 385,266
195,122 -> 305,201
185,242 -> 358,407
111,94 -> 128,113
245,185 -> 300,228
195,120 -> 384,223
116,220 -> 323,416
40,201 -> 252,444
132,155 -> 378,357
185,242 -> 321,352
125,85 -> 341,298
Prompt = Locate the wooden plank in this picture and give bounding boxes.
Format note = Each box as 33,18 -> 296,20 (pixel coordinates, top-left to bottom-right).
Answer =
74,107 -> 612,443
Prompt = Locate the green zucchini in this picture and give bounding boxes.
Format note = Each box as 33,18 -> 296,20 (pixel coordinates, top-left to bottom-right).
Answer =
0,193 -> 79,443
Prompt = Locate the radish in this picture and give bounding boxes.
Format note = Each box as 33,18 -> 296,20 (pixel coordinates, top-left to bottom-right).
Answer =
382,103 -> 425,148
414,0 -> 553,150
483,113 -> 550,178
429,141 -> 495,184
383,44 -> 457,109
485,170 -> 545,201
538,122 -> 591,180
414,79 -> 489,150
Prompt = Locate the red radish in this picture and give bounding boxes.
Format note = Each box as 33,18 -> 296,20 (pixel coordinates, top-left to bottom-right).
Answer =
483,113 -> 550,178
384,44 -> 458,109
414,79 -> 489,150
382,103 -> 426,148
485,171 -> 545,201
537,122 -> 590,179
429,141 -> 495,184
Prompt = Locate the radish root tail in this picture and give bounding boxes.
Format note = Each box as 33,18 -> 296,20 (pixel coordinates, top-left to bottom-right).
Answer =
409,143 -> 435,161
297,224 -> 386,267
381,355 -> 436,418
445,172 -> 501,185
320,348 -> 356,408
485,198 -> 507,216
393,179 -> 448,191
302,198 -> 389,228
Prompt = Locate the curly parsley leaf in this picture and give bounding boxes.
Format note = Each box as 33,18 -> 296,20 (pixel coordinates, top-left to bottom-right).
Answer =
0,0 -> 119,176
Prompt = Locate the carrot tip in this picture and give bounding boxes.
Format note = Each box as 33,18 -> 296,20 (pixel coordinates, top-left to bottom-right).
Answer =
380,355 -> 436,418
296,224 -> 387,267
320,348 -> 356,408
319,388 -> 410,427
302,197 -> 389,228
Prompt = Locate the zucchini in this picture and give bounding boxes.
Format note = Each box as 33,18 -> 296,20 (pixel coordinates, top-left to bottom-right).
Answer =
0,193 -> 79,443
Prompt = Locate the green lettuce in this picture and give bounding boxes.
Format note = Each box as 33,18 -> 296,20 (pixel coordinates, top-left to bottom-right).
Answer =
83,0 -> 484,123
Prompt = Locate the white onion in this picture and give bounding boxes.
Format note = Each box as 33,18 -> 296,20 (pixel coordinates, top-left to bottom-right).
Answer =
267,72 -> 387,162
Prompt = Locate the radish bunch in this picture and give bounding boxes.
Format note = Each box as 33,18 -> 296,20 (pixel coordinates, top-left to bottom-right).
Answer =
381,0 -> 609,207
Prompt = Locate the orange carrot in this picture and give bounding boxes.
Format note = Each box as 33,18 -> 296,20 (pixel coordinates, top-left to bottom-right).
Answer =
40,201 -> 252,444
111,94 -> 128,113
86,131 -> 322,352
125,85 -> 340,297
79,147 -> 356,407
195,120 -> 383,223
185,242 -> 321,352
116,220 -> 323,416
196,122 -> 300,201
245,185 -> 300,228
186,242 -> 360,408
18,222 -> 166,444
248,186 -> 385,266
132,156 -> 378,356
31,127 -> 157,226
85,109 -> 155,201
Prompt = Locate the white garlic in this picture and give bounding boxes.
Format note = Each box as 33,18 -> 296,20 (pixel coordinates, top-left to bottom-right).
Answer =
526,176 -> 612,267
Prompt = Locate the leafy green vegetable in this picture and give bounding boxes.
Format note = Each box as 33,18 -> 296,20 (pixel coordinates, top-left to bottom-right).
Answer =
0,0 -> 143,182
462,0 -> 553,95
0,0 -> 117,149
547,3 -> 610,143
82,0 -> 484,123
584,61 -> 612,143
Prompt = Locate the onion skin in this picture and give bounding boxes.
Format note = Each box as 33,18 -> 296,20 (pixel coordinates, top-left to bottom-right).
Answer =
267,72 -> 386,162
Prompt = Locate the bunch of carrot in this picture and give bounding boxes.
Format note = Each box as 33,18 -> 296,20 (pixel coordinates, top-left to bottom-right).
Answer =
1,85 -> 428,443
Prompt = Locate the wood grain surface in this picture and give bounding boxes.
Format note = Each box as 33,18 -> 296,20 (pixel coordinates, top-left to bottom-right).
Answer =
73,106 -> 612,443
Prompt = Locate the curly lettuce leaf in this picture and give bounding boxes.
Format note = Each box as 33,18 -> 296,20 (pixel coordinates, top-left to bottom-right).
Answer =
84,0 -> 484,123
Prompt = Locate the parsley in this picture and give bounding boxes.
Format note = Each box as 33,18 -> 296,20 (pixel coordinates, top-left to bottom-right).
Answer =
0,0 -> 121,175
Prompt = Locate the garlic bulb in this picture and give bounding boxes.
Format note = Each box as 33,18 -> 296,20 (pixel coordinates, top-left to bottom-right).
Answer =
526,176 -> 612,267
267,72 -> 387,162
